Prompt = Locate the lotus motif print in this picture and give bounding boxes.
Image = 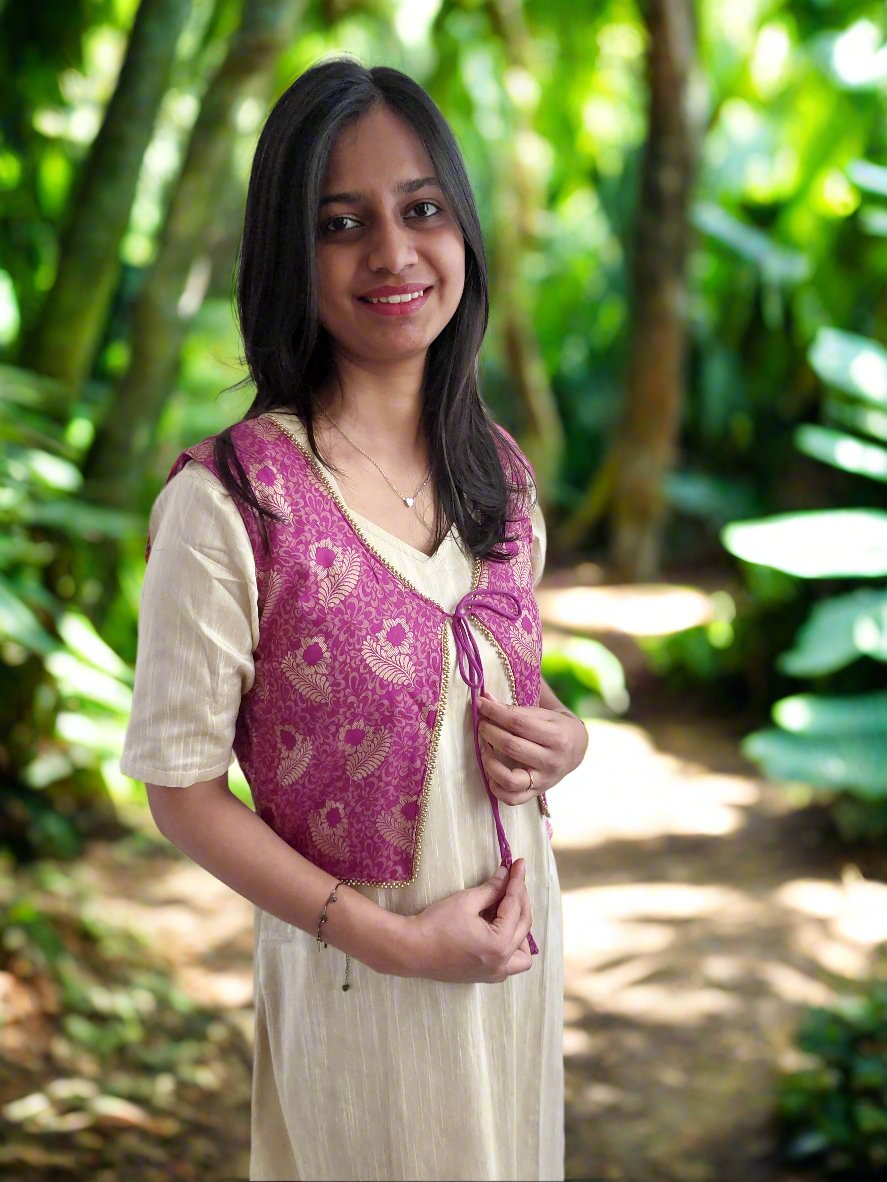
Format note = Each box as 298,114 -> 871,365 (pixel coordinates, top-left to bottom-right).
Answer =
416,701 -> 437,738
156,414 -> 551,884
249,458 -> 293,525
282,635 -> 332,703
308,799 -> 350,863
338,720 -> 392,780
379,617 -> 412,653
513,545 -> 533,589
276,724 -> 312,786
249,416 -> 287,441
362,616 -> 416,686
257,567 -> 283,618
511,611 -> 542,665
308,538 -> 361,610
377,792 -> 422,853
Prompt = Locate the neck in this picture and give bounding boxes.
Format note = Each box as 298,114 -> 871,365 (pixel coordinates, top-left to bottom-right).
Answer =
320,352 -> 426,458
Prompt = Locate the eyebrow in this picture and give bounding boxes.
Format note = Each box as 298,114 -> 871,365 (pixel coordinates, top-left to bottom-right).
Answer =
319,176 -> 442,208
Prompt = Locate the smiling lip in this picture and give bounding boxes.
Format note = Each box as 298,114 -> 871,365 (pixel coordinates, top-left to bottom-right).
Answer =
359,283 -> 430,298
356,285 -> 433,317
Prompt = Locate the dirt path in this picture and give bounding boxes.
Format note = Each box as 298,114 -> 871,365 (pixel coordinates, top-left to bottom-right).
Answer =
554,682 -> 887,1182
63,679 -> 887,1182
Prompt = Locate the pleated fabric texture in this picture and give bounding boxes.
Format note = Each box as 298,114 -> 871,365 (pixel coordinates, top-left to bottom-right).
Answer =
119,411 -> 565,1181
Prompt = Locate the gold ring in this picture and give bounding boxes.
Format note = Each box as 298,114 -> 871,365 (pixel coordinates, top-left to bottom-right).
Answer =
526,767 -> 534,793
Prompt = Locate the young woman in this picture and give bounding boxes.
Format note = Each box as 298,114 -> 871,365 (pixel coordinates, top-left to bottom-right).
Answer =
120,56 -> 588,1182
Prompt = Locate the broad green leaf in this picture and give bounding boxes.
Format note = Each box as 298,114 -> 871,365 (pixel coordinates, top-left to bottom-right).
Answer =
692,203 -> 811,284
0,573 -> 61,655
743,727 -> 887,798
847,158 -> 887,197
779,587 -> 887,676
773,689 -> 887,734
3,446 -> 83,492
16,499 -> 142,540
56,612 -> 133,684
859,206 -> 887,237
665,470 -> 763,524
793,423 -> 887,483
0,363 -> 69,409
0,406 -> 76,457
722,510 -> 887,577
45,651 -> 132,714
0,535 -> 55,572
56,711 -> 130,755
543,634 -> 628,714
808,327 -> 887,407
824,395 -> 887,444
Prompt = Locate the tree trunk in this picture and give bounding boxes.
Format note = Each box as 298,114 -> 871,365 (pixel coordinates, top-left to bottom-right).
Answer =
487,0 -> 564,505
18,0 -> 191,396
82,0 -> 304,513
606,0 -> 701,580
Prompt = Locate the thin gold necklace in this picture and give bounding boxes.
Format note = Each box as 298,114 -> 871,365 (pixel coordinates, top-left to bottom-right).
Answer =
320,408 -> 432,511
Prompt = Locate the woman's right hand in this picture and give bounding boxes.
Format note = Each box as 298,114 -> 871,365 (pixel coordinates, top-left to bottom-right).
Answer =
399,859 -> 534,983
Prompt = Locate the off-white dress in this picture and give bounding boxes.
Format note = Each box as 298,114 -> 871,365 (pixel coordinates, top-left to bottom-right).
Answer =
119,410 -> 565,1182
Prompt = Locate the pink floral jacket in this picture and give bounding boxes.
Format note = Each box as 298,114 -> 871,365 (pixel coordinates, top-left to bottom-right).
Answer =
149,413 -> 550,935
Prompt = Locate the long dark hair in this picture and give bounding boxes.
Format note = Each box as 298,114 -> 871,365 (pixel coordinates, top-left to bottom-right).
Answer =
213,56 -> 534,560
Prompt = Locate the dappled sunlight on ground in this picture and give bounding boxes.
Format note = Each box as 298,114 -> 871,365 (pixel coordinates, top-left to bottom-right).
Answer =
53,681 -> 886,1181
548,705 -> 885,1181
551,717 -> 759,844
536,583 -> 718,637
776,870 -> 887,947
79,847 -> 255,1019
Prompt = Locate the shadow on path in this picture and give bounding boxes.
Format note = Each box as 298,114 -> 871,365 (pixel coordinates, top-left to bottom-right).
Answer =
553,683 -> 887,1182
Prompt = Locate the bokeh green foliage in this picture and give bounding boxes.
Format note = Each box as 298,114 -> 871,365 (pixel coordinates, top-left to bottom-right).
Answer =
0,365 -> 138,860
777,978 -> 887,1177
0,848 -> 251,1170
541,635 -> 628,720
0,0 -> 886,860
721,325 -> 887,840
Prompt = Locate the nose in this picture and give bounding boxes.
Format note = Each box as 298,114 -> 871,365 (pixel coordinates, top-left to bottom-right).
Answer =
366,211 -> 419,275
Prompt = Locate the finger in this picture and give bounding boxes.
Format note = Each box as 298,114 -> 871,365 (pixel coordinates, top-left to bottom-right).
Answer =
490,882 -> 521,942
491,860 -> 525,942
497,862 -> 533,957
503,944 -> 533,976
506,862 -> 533,959
479,720 -> 549,771
486,780 -> 539,809
481,747 -> 544,801
478,696 -> 555,748
508,864 -> 532,953
474,865 -> 511,913
516,876 -> 532,946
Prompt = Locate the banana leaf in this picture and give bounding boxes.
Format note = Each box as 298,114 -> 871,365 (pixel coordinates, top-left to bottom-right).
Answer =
722,509 -> 887,578
743,728 -> 887,798
772,688 -> 887,733
793,424 -> 887,483
808,328 -> 887,408
824,396 -> 887,444
779,587 -> 887,675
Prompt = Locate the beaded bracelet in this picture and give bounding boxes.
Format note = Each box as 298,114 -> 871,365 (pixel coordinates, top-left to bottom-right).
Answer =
315,880 -> 352,992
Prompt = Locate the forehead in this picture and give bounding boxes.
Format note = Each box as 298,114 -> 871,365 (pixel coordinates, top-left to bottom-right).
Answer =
323,105 -> 435,187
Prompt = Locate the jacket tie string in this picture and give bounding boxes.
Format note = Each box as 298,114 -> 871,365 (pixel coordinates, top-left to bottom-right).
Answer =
449,587 -> 539,957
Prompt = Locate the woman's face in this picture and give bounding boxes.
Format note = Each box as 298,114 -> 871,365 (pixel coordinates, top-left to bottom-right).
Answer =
315,104 -> 466,368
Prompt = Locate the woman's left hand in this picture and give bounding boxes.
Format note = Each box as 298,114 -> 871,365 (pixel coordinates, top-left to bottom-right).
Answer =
476,690 -> 588,807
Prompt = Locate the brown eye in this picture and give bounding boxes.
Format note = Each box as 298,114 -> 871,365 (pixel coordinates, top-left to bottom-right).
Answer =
321,215 -> 360,235
407,201 -> 443,220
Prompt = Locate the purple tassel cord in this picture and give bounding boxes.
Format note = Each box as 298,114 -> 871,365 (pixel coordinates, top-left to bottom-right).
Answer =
449,588 -> 539,957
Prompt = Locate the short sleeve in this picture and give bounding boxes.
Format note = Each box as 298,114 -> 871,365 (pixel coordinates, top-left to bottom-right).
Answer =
118,462 -> 260,788
529,488 -> 547,589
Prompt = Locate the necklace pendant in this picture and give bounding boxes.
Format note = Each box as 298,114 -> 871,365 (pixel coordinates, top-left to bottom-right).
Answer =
404,497 -> 414,508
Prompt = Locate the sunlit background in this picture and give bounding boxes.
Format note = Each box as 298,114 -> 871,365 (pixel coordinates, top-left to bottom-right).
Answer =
1,0 -> 887,1178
